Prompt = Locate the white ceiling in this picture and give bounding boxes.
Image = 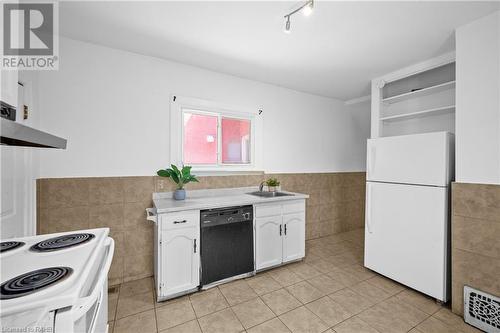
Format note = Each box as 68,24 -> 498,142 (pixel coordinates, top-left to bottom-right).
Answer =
59,1 -> 500,101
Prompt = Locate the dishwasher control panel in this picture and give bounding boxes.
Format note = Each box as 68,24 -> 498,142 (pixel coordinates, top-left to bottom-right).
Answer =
200,205 -> 253,227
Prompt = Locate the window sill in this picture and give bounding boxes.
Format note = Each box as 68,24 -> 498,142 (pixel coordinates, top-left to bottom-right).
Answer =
191,169 -> 265,176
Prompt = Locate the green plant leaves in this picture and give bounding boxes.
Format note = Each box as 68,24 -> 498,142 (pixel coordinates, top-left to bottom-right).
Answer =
181,165 -> 192,178
186,175 -> 199,183
156,164 -> 199,189
169,169 -> 180,184
157,169 -> 171,178
266,178 -> 280,187
171,164 -> 180,175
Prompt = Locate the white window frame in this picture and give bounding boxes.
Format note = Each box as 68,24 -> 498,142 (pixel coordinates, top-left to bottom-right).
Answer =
170,96 -> 263,173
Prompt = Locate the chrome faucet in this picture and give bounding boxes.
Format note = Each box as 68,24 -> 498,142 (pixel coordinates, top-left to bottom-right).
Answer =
259,181 -> 266,192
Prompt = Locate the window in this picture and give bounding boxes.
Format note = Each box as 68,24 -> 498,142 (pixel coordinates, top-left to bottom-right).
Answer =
221,117 -> 251,164
182,110 -> 252,165
183,112 -> 218,164
171,96 -> 262,172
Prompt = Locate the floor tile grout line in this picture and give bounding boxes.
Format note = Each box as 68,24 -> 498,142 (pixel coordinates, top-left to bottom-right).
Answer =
229,306 -> 247,331
114,307 -> 156,322
257,286 -> 354,321
113,284 -> 121,323
154,298 -> 199,333
257,275 -> 375,315
153,288 -> 160,333
340,315 -> 385,333
353,289 -> 435,333
194,316 -> 203,333
430,309 -> 471,332
320,297 -> 389,332
346,281 -> 393,305
186,294 -> 204,332
276,314 -> 295,333
257,295 -> 279,318
114,290 -> 160,323
216,284 -> 249,331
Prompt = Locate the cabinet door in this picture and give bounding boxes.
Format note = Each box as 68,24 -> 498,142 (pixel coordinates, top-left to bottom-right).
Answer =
282,212 -> 305,263
160,227 -> 199,297
255,216 -> 283,270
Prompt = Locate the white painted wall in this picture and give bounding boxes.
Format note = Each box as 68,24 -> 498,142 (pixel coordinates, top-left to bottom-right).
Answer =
456,11 -> 500,184
36,38 -> 370,178
345,100 -> 371,170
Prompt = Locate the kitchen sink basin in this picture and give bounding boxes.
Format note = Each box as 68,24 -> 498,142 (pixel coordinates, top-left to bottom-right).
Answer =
247,191 -> 295,198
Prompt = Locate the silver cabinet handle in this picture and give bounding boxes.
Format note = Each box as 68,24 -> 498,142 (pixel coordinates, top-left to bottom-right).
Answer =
279,224 -> 282,236
173,220 -> 187,224
284,224 -> 287,235
194,239 -> 197,253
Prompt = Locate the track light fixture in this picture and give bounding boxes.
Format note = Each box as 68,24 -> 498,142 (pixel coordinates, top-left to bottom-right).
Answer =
283,0 -> 314,33
284,15 -> 291,33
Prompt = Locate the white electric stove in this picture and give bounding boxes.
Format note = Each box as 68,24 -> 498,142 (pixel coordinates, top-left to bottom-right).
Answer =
0,228 -> 114,333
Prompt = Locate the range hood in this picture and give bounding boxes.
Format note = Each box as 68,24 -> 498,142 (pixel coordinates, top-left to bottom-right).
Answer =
1,118 -> 67,149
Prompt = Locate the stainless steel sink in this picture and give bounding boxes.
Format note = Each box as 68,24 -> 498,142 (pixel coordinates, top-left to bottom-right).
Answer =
247,191 -> 295,198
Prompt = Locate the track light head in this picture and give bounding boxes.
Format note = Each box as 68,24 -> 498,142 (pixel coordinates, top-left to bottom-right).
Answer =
283,0 -> 314,33
302,0 -> 313,16
284,16 -> 291,34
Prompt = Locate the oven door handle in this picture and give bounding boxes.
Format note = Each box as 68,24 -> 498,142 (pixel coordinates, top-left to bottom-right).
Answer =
72,237 -> 115,320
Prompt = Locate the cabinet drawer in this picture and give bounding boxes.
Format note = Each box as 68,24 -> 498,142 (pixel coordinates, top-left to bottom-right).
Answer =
160,210 -> 199,230
255,204 -> 281,218
282,200 -> 305,214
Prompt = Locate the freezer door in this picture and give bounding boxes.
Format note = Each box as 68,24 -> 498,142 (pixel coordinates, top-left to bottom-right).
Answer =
364,181 -> 449,301
367,132 -> 454,186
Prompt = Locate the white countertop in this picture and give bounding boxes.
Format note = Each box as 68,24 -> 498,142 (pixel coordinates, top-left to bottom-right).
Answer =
152,187 -> 309,213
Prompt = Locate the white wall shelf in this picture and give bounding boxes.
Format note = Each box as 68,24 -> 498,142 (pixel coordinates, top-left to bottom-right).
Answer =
370,52 -> 456,138
382,81 -> 456,105
380,105 -> 455,122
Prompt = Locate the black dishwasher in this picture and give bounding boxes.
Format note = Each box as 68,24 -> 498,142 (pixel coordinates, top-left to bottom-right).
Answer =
200,205 -> 254,286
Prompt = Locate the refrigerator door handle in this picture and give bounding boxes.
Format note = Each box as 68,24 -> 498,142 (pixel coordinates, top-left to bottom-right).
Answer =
367,146 -> 376,177
366,183 -> 373,234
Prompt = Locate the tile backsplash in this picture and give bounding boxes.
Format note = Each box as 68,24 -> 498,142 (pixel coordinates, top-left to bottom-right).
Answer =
451,182 -> 500,316
37,172 -> 366,285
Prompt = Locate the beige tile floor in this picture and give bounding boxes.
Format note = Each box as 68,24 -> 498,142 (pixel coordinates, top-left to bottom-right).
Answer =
108,229 -> 482,333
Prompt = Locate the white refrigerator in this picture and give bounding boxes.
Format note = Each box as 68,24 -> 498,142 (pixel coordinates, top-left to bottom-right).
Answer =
364,131 -> 454,302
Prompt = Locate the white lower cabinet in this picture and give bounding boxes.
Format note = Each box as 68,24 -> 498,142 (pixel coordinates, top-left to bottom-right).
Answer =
153,200 -> 305,299
282,212 -> 305,262
157,211 -> 200,300
255,215 -> 283,269
255,200 -> 305,271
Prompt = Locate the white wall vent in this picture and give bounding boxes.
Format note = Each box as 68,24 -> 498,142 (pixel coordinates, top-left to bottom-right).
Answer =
464,285 -> 500,333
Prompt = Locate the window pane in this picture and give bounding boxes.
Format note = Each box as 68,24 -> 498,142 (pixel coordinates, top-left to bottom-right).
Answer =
221,117 -> 251,164
183,112 -> 218,164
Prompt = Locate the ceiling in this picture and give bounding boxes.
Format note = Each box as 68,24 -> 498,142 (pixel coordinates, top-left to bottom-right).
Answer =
59,1 -> 500,101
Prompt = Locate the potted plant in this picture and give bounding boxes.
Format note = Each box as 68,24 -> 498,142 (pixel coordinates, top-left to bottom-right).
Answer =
157,164 -> 199,200
265,178 -> 280,192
